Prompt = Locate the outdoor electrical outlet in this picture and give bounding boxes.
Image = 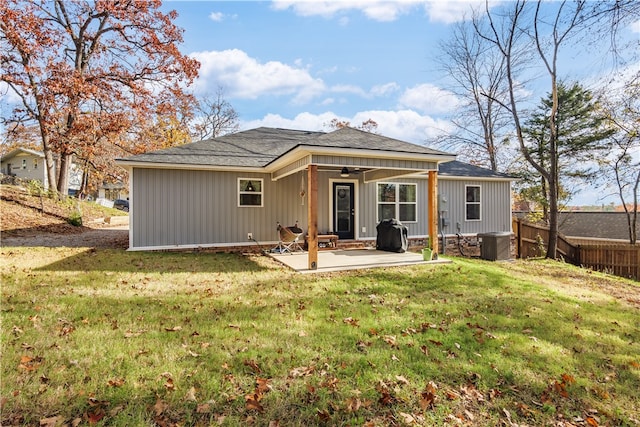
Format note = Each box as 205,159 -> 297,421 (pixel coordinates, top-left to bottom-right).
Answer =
247,232 -> 253,240
362,227 -> 366,233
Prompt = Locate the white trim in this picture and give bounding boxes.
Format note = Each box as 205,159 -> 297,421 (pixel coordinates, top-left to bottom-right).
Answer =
465,184 -> 482,222
328,178 -> 359,239
114,161 -> 266,173
127,240 -> 279,252
128,167 -> 134,250
438,175 -> 515,182
238,177 -> 264,207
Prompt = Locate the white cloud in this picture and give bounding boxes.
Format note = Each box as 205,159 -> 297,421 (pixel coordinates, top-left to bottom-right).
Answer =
371,82 -> 400,97
271,0 -> 423,22
241,109 -> 454,144
190,49 -> 326,103
425,1 -> 485,24
271,0 -> 497,24
398,83 -> 461,115
330,84 -> 369,98
209,11 -> 224,22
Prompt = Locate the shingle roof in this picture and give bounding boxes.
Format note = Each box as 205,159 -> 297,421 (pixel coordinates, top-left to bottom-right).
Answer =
438,160 -> 514,179
558,212 -> 635,241
118,127 -> 452,167
1,147 -> 44,161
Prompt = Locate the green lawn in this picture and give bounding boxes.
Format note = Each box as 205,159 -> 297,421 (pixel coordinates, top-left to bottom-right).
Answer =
1,248 -> 639,426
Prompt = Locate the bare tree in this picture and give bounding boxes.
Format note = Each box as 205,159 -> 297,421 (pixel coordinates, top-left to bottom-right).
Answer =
191,87 -> 240,140
474,0 -> 639,258
433,18 -> 519,171
600,73 -> 640,244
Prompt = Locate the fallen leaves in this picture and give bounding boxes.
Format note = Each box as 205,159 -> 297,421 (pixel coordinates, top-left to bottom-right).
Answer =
18,355 -> 43,371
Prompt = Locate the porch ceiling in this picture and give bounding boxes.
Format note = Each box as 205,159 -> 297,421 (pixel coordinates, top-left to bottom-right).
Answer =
271,152 -> 440,181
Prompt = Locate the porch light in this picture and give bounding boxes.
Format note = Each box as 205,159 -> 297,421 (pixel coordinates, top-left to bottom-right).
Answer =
340,167 -> 349,177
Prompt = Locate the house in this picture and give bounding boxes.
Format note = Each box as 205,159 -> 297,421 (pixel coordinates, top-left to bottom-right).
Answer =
1,148 -> 48,188
0,147 -> 84,195
98,182 -> 129,201
116,127 -> 514,268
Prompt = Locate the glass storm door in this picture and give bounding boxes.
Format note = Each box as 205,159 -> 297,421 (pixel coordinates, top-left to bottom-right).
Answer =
333,182 -> 354,239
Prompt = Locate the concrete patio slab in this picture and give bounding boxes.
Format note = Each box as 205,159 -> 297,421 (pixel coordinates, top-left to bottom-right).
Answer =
269,248 -> 451,274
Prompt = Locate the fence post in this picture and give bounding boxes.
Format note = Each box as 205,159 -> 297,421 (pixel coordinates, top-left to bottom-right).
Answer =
517,219 -> 522,259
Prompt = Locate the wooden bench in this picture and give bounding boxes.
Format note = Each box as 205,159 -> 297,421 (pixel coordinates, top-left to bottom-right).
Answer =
305,234 -> 339,250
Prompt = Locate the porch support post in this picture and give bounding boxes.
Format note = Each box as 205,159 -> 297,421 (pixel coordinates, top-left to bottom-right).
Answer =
428,170 -> 439,254
307,164 -> 318,270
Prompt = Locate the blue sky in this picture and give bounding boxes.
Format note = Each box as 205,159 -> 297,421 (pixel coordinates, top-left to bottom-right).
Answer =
163,1 -> 478,142
162,1 -> 639,206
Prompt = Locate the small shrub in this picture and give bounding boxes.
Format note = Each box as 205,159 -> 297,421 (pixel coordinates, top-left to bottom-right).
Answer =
67,211 -> 83,226
26,180 -> 44,196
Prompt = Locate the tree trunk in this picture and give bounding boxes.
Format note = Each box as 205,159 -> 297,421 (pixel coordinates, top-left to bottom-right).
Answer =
57,153 -> 72,197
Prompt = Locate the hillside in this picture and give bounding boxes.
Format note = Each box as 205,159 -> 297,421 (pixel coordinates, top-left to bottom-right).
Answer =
0,184 -> 125,237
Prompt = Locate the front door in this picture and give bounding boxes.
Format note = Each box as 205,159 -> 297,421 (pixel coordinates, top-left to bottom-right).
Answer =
333,182 -> 354,239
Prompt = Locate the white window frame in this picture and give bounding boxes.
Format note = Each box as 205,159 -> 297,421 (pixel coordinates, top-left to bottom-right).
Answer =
376,182 -> 418,223
465,185 -> 481,221
33,158 -> 38,169
238,178 -> 263,207
22,159 -> 27,169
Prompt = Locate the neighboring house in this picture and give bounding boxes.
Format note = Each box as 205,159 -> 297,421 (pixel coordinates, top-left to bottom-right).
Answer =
0,147 -> 82,195
116,127 -> 515,266
98,182 -> 129,201
1,148 -> 48,188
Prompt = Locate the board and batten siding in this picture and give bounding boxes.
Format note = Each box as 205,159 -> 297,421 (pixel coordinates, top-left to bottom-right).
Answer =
131,168 -> 296,249
438,178 -> 512,235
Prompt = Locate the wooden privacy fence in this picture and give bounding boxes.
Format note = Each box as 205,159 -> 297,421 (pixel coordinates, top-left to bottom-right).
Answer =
513,218 -> 639,281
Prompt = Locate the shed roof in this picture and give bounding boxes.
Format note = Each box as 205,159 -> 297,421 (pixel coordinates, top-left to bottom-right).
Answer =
558,212 -> 635,241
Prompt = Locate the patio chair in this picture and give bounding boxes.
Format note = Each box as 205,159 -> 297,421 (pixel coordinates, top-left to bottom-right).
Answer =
274,221 -> 304,253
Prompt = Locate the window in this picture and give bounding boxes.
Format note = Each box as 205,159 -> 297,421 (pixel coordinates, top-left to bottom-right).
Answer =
33,159 -> 38,169
22,159 -> 26,169
377,183 -> 417,222
465,185 -> 481,221
238,178 -> 263,207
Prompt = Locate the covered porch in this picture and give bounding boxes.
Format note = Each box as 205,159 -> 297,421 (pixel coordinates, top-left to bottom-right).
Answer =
269,247 -> 451,274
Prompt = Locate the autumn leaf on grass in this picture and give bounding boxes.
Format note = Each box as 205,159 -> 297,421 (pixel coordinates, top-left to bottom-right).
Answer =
256,377 -> 272,393
586,416 -> 600,426
18,355 -> 43,371
289,365 -> 315,378
399,412 -> 425,426
420,381 -> 438,410
376,381 -> 395,406
159,372 -> 175,392
164,325 -> 182,332
395,375 -> 410,386
343,317 -> 359,327
107,378 -> 125,387
383,335 -> 398,349
244,359 -> 262,374
245,392 -> 264,413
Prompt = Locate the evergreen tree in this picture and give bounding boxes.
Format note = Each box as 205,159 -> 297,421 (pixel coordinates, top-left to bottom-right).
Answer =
521,82 -> 615,221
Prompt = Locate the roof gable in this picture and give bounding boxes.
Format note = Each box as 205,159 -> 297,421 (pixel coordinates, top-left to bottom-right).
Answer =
1,147 -> 44,162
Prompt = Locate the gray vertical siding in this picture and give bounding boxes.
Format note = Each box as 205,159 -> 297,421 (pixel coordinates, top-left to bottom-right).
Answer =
438,179 -> 512,235
130,167 -> 511,249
